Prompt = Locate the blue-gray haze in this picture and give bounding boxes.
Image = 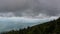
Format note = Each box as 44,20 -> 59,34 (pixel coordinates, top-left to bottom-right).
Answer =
0,0 -> 59,32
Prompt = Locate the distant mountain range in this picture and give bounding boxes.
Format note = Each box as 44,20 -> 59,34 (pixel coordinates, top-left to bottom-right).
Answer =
1,17 -> 60,34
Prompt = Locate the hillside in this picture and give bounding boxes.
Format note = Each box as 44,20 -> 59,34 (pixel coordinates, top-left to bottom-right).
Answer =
1,18 -> 60,34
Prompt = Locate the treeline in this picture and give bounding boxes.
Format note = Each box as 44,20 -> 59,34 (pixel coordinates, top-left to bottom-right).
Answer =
1,18 -> 60,34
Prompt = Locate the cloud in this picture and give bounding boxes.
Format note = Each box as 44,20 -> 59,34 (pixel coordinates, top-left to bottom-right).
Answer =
0,12 -> 15,17
0,0 -> 59,17
0,0 -> 60,32
0,17 -> 58,32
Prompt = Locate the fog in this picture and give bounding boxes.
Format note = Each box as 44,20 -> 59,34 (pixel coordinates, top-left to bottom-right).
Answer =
0,0 -> 60,32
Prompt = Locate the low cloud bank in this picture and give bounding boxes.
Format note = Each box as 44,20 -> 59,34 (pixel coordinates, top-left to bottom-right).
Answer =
0,16 -> 58,32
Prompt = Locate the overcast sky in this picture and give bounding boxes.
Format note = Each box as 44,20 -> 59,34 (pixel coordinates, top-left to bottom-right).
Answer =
0,0 -> 59,18
0,0 -> 60,32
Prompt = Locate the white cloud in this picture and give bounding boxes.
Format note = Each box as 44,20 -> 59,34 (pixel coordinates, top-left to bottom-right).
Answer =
0,12 -> 15,17
35,13 -> 49,18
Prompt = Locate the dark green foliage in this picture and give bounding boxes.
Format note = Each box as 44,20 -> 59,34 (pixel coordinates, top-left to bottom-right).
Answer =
1,18 -> 60,34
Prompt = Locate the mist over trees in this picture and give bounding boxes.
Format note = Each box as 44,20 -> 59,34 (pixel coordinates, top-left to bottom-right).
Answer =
1,18 -> 60,34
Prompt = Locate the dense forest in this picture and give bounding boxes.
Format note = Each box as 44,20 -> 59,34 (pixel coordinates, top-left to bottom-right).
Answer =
1,18 -> 60,34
